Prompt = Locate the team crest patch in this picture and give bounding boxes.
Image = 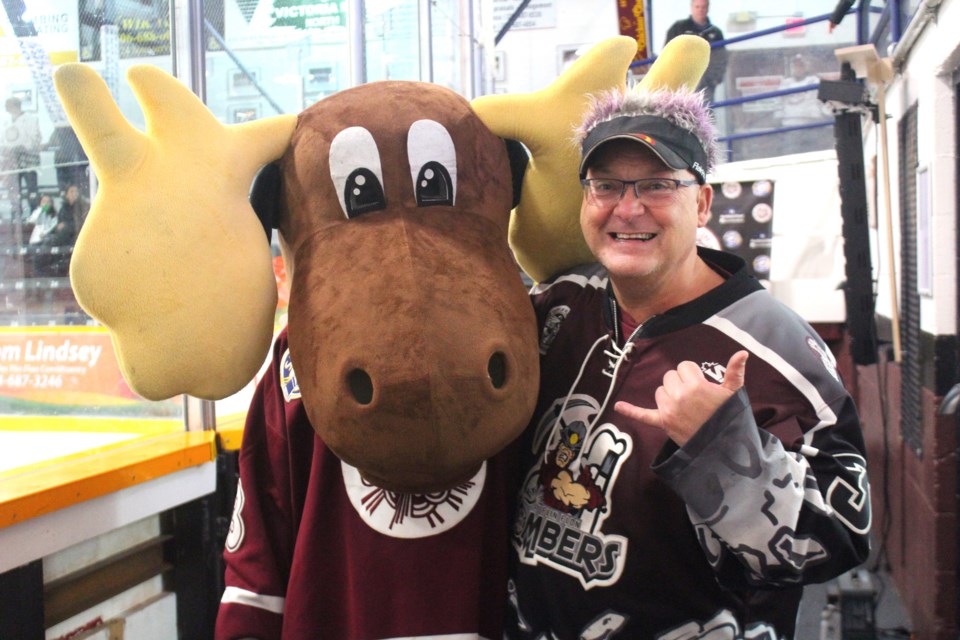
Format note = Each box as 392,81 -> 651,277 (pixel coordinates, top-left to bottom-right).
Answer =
279,348 -> 301,401
342,461 -> 485,538
513,394 -> 633,589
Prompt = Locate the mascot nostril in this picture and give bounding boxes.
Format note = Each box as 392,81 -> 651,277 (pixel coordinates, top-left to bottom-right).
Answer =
348,368 -> 374,405
488,351 -> 507,390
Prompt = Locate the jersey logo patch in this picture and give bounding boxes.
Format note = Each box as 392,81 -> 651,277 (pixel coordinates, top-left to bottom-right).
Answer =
513,394 -> 633,589
341,461 -> 485,538
805,335 -> 840,382
225,479 -> 246,553
700,361 -> 727,383
279,348 -> 301,402
539,305 -> 570,355
826,453 -> 871,534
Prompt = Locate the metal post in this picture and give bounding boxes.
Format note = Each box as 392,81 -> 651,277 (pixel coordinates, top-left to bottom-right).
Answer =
349,0 -> 366,87
420,0 -> 434,82
171,0 -> 207,99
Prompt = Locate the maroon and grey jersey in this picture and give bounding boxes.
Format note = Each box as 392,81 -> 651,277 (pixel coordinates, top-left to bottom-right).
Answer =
506,247 -> 871,640
216,329 -> 517,640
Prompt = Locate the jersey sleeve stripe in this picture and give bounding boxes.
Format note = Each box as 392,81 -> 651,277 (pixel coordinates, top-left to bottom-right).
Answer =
221,586 -> 286,614
531,272 -> 608,295
703,315 -> 838,442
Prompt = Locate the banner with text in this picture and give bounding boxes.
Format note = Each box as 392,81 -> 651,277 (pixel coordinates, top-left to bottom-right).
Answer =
0,328 -> 179,416
492,0 -> 556,34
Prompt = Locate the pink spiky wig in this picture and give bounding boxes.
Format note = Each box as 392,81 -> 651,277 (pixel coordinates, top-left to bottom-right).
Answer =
575,88 -> 721,178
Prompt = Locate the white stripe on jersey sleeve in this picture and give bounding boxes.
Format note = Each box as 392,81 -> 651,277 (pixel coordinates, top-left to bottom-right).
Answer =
703,315 -> 838,444
221,586 -> 285,614
531,272 -> 607,295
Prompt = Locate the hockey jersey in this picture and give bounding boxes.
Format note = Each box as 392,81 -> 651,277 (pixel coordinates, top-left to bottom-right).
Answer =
216,330 -> 518,640
506,248 -> 871,639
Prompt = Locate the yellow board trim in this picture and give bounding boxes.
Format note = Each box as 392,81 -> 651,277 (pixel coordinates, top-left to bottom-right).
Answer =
0,430 -> 216,529
216,426 -> 244,452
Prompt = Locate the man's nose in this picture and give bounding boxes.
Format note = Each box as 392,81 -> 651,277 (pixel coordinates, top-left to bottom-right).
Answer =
613,187 -> 647,216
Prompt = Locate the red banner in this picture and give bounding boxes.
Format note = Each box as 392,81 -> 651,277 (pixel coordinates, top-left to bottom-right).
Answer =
617,0 -> 649,62
0,328 -> 144,408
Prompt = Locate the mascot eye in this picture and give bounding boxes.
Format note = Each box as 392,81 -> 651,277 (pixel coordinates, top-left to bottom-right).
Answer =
330,126 -> 387,218
407,120 -> 456,207
343,168 -> 387,218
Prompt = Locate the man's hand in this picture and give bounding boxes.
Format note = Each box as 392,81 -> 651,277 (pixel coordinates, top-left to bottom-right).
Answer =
614,351 -> 749,446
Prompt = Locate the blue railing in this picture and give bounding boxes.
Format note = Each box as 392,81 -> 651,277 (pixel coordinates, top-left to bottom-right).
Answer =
630,2 -> 903,162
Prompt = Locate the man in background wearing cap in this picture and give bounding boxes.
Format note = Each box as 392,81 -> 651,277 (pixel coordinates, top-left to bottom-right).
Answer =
505,87 -> 871,638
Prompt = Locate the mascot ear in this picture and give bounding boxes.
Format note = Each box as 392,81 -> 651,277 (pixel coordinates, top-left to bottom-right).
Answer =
503,139 -> 528,210
251,161 -> 283,239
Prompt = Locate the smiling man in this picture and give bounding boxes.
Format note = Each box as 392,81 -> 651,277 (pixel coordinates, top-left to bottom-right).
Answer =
505,88 -> 872,639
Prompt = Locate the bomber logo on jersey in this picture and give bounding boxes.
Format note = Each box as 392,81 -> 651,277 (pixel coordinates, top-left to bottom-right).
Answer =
513,394 -> 633,589
341,461 -> 485,538
539,305 -> 570,355
805,335 -> 840,382
279,348 -> 301,402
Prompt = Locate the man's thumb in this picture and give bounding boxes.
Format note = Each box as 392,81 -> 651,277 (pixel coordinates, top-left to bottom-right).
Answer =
722,350 -> 749,391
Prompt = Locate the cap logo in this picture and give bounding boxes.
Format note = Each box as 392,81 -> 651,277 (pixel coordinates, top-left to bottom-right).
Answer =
691,161 -> 706,181
631,133 -> 656,146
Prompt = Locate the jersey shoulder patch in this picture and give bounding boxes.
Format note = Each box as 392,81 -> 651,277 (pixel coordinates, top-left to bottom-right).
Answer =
279,348 -> 301,402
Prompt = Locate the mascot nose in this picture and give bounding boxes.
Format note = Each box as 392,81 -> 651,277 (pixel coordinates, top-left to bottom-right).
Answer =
345,347 -> 511,406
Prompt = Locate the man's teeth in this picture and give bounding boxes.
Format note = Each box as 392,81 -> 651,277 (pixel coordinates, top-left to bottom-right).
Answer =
614,232 -> 655,240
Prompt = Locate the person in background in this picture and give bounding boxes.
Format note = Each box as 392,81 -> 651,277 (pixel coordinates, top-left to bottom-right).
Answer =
2,95 -> 41,216
504,83 -> 871,639
31,188 -> 79,277
60,183 -> 90,240
778,54 -> 832,154
46,125 -> 89,197
26,194 -> 58,245
665,0 -> 728,104
38,184 -> 88,251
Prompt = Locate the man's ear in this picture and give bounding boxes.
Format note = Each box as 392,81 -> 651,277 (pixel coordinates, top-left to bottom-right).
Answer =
696,183 -> 714,227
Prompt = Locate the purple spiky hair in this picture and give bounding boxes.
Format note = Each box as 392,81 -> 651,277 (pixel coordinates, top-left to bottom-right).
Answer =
574,88 -> 721,173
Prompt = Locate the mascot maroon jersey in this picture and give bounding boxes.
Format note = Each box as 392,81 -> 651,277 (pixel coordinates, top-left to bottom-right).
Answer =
216,329 -> 518,640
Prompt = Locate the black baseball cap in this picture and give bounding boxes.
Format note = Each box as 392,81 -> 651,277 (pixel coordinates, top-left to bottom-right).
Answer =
579,114 -> 709,184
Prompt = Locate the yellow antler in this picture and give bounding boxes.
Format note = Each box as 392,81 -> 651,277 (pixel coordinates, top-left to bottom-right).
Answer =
473,34 -> 709,283
54,63 -> 297,400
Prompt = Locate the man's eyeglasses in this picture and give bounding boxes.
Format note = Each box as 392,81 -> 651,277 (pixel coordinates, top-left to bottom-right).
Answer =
580,178 -> 698,206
